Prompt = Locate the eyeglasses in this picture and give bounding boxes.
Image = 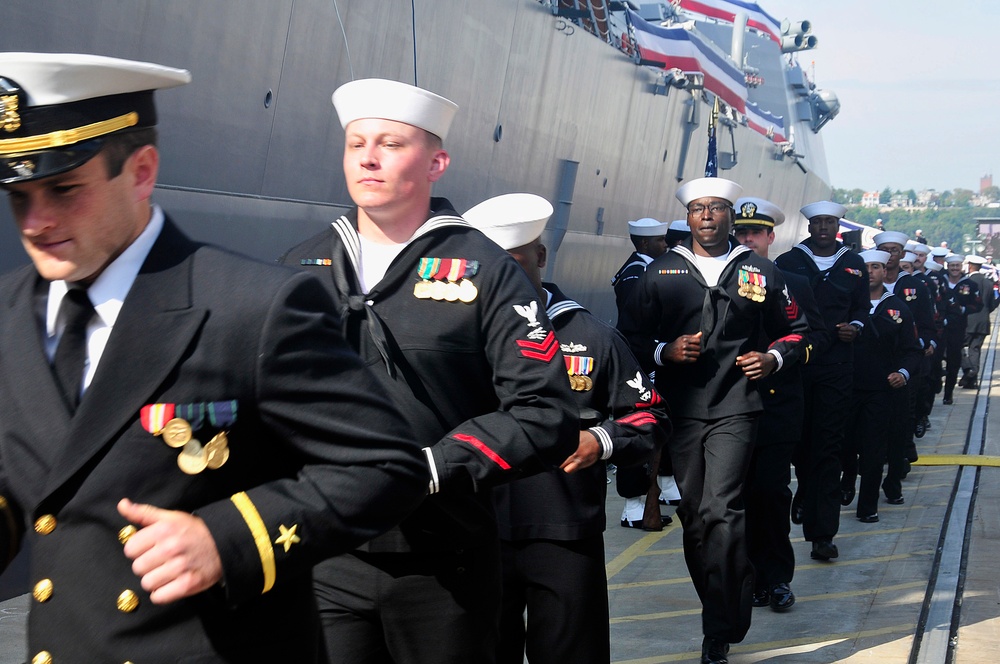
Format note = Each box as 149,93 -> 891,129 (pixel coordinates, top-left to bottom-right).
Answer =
687,203 -> 729,215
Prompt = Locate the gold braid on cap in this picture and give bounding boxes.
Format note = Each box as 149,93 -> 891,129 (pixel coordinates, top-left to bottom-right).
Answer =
0,111 -> 138,155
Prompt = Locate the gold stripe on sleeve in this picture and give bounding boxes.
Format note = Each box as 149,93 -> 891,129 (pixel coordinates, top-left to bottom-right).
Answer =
229,491 -> 276,594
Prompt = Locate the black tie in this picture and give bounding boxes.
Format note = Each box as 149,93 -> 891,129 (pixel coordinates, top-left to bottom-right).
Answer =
53,288 -> 95,410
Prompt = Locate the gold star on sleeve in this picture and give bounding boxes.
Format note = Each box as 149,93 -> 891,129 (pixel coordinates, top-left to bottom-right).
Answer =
274,524 -> 301,553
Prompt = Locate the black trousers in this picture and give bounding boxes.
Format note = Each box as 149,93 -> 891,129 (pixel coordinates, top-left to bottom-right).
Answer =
745,439 -> 795,590
795,364 -> 852,541
497,536 -> 610,664
313,545 -> 501,664
944,327 -> 965,400
842,389 -> 889,517
881,387 -> 911,501
962,331 -> 988,379
669,414 -> 756,643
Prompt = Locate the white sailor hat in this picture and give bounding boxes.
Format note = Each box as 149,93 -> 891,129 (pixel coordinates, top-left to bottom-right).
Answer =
463,193 -> 553,250
966,255 -> 987,265
910,243 -> 930,255
859,249 -> 891,265
800,201 -> 847,220
904,241 -> 919,252
901,252 -> 917,263
926,260 -> 943,271
930,246 -> 950,257
627,217 -> 669,237
873,231 -> 909,247
675,177 -> 742,206
945,253 -> 964,264
0,52 -> 190,183
332,78 -> 458,142
733,197 -> 785,228
669,220 -> 690,232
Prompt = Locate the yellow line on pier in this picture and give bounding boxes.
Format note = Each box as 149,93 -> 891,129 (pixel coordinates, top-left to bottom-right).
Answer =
912,454 -> 1000,467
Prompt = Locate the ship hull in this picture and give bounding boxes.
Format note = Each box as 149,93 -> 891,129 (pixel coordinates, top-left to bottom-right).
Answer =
0,0 -> 831,321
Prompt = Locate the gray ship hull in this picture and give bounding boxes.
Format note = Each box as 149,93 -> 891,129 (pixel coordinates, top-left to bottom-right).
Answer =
0,0 -> 831,322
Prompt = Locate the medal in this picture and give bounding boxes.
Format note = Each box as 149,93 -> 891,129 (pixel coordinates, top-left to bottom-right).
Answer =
581,376 -> 593,391
458,279 -> 478,303
414,281 -> 432,299
430,280 -> 448,300
204,431 -> 230,470
177,438 -> 208,475
444,282 -> 461,302
162,418 -> 192,449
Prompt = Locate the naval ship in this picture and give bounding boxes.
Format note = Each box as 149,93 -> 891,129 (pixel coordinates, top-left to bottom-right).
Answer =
0,0 -> 838,323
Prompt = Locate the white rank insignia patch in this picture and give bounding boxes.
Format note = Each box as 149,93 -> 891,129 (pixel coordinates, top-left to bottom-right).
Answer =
561,342 -> 588,353
626,371 -> 652,402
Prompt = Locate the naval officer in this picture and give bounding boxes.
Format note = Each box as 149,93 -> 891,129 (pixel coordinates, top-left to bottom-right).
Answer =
0,53 -> 427,662
280,79 -> 578,664
630,177 -> 810,664
465,193 -> 669,664
733,196 -> 826,613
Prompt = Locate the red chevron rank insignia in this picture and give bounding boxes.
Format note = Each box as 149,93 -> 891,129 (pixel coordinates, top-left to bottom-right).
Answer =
516,330 -> 558,361
784,299 -> 799,320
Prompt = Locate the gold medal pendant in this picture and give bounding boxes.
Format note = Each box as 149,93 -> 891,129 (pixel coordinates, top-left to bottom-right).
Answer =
444,282 -> 461,302
458,279 -> 478,303
581,376 -> 593,391
177,438 -> 208,475
204,431 -> 230,470
414,281 -> 432,299
161,418 -> 192,448
430,280 -> 448,301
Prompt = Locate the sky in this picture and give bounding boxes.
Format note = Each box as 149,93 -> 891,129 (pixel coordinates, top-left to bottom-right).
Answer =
756,0 -> 1000,194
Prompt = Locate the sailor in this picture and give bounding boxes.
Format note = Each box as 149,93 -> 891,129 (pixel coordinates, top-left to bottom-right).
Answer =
631,177 -> 810,664
280,78 -> 578,663
840,250 -> 921,520
940,254 -> 983,404
465,193 -> 670,664
903,243 -> 937,437
733,197 -> 827,614
612,216 -> 669,372
874,231 -> 932,485
0,53 -> 428,662
611,216 -> 672,531
774,201 -> 868,562
930,245 -> 950,267
959,254 -> 998,389
923,255 -> 949,411
667,218 -> 692,247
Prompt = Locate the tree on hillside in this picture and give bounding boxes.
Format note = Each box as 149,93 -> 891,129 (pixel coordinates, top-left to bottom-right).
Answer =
880,187 -> 892,204
953,188 -> 975,207
983,185 -> 1000,202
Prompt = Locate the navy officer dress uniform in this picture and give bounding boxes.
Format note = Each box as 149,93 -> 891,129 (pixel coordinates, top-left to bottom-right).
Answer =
732,197 -> 828,613
466,194 -> 670,664
280,80 -> 577,664
0,53 -> 427,663
631,178 -> 810,659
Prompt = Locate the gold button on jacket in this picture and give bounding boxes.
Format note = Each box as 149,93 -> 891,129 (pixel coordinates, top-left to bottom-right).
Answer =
116,589 -> 140,613
34,515 -> 56,535
32,578 -> 53,603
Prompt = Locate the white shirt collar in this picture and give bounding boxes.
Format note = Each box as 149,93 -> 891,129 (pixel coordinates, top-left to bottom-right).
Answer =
46,204 -> 165,336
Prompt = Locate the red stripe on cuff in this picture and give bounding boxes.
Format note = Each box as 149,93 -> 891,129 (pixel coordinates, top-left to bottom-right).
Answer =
453,433 -> 511,470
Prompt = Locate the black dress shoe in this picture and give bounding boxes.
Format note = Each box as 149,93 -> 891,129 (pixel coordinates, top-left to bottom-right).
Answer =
810,539 -> 839,561
858,513 -> 879,523
620,515 -> 672,529
943,397 -> 953,405
752,588 -> 770,607
915,419 -> 926,438
701,637 -> 729,664
840,486 -> 855,506
924,416 -> 932,431
791,493 -> 804,525
885,495 -> 904,505
769,582 -> 795,611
